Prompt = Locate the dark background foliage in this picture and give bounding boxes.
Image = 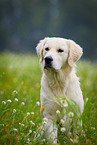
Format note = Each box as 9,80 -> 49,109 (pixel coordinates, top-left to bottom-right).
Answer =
0,0 -> 97,59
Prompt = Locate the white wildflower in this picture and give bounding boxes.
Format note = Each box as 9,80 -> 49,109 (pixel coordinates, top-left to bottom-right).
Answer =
56,110 -> 60,114
13,90 -> 18,94
43,117 -> 48,125
86,97 -> 88,102
43,121 -> 47,125
42,139 -> 46,142
61,127 -> 66,132
30,121 -> 35,126
33,131 -> 36,134
70,138 -> 73,142
19,123 -> 21,125
2,101 -> 6,104
36,101 -> 40,106
27,138 -> 30,141
75,135 -> 79,139
27,112 -> 30,115
13,128 -> 18,131
70,138 -> 78,143
0,124 -> 4,127
68,112 -> 74,118
7,99 -> 12,103
43,117 -> 48,122
15,98 -> 18,102
22,102 -> 25,105
60,100 -> 68,107
63,102 -> 68,107
31,112 -> 34,115
21,124 -> 24,126
60,119 -> 65,124
91,127 -> 95,130
29,130 -> 32,133
13,109 -> 16,113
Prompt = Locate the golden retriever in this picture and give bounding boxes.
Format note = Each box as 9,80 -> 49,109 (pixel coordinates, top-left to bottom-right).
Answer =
36,37 -> 84,143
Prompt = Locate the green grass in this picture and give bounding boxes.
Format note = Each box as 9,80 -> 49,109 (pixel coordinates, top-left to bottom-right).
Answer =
0,53 -> 97,145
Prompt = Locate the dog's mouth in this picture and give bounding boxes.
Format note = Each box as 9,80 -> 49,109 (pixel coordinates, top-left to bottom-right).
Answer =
44,63 -> 53,69
43,56 -> 61,71
44,63 -> 60,72
44,56 -> 54,69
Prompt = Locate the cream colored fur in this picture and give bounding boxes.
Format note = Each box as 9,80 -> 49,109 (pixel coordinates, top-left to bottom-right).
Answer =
36,37 -> 84,143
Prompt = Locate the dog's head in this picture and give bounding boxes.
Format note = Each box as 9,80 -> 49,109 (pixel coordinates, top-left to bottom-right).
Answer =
36,37 -> 83,70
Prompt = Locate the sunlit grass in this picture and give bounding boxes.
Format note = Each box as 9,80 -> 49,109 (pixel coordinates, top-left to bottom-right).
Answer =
0,53 -> 97,145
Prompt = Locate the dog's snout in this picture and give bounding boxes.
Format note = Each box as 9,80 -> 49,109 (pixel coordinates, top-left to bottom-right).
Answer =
45,56 -> 53,64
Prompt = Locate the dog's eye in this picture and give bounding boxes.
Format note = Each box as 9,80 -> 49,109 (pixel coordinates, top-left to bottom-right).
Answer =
45,48 -> 49,51
57,49 -> 64,53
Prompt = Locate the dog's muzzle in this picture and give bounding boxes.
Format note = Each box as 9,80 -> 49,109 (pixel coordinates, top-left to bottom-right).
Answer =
44,56 -> 53,69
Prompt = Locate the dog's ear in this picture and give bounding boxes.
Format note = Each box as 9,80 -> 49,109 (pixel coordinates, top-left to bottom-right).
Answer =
67,40 -> 83,66
36,38 -> 48,62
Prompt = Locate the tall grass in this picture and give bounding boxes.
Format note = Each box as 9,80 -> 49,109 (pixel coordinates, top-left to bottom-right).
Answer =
0,53 -> 97,145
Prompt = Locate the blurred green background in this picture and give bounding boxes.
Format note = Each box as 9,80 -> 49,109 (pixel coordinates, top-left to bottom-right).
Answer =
0,0 -> 97,59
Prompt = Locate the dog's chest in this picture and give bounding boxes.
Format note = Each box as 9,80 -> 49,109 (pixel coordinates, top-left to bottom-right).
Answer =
48,79 -> 68,97
42,73 -> 69,97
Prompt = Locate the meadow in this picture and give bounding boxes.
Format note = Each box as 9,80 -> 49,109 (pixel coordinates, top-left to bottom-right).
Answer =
0,53 -> 97,145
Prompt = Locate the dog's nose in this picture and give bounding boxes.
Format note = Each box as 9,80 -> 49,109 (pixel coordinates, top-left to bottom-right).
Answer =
45,56 -> 53,64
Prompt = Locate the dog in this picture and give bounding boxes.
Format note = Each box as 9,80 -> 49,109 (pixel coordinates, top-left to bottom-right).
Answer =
36,37 -> 84,143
